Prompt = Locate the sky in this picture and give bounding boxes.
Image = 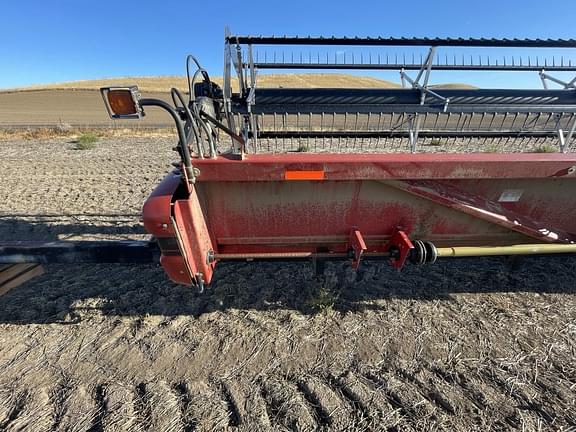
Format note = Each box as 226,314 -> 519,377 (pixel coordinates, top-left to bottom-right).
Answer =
1,0 -> 576,89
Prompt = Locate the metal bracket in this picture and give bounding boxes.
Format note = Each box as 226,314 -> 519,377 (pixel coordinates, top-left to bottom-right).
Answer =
539,69 -> 576,152
385,229 -> 414,270
539,69 -> 576,90
349,229 -> 367,270
399,47 -> 450,152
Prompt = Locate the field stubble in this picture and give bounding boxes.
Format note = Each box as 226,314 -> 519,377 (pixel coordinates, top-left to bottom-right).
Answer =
0,132 -> 575,431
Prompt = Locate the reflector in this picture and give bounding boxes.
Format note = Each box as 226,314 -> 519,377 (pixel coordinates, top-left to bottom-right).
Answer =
284,170 -> 325,180
100,86 -> 143,119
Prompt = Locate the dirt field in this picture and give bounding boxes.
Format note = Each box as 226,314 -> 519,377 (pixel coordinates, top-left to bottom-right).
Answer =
0,90 -> 176,128
0,133 -> 575,431
0,74 -> 400,128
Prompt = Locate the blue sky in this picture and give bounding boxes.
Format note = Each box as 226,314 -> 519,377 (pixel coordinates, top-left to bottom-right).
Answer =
1,0 -> 576,89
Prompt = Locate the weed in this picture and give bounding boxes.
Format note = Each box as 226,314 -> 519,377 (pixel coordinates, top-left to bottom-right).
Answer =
296,143 -> 309,152
307,285 -> 338,312
534,144 -> 557,153
483,144 -> 500,153
75,133 -> 99,150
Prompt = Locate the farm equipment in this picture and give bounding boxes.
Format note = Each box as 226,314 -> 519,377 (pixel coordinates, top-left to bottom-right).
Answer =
3,31 -> 576,290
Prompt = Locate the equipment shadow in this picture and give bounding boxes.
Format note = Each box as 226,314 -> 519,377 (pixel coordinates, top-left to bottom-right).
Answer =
0,217 -> 575,324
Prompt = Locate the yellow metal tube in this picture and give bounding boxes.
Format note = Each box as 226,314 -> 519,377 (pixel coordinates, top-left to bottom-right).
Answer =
437,243 -> 576,258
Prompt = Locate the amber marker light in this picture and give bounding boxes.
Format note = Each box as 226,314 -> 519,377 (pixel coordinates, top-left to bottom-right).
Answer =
100,86 -> 144,119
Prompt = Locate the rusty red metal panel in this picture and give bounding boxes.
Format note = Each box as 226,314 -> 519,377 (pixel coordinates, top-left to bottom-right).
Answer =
386,180 -> 576,243
201,180 -> 519,247
199,178 -> 576,252
142,172 -> 181,237
172,190 -> 216,284
160,255 -> 193,285
193,153 -> 576,181
142,172 -> 195,285
142,153 -> 576,286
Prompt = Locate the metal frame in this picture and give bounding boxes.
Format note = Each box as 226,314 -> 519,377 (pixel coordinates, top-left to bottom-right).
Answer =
398,46 -> 451,151
58,31 -> 574,290
237,36 -> 576,77
223,33 -> 576,154
538,69 -> 576,152
226,36 -> 576,48
139,151 -> 576,288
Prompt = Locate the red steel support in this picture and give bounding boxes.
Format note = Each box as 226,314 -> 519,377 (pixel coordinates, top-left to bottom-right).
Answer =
349,229 -> 367,270
385,230 -> 414,269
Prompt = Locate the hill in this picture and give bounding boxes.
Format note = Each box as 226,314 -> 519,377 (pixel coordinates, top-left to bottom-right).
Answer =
2,74 -> 401,94
0,74 -> 476,128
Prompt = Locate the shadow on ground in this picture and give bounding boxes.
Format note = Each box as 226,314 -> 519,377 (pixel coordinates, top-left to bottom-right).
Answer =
0,216 -> 575,324
0,214 -> 145,241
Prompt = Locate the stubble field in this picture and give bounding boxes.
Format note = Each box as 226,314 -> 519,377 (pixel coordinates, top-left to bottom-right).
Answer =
0,131 -> 575,431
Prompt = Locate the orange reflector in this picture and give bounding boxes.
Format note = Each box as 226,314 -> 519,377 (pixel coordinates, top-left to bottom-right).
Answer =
284,170 -> 325,180
100,86 -> 143,119
108,90 -> 139,116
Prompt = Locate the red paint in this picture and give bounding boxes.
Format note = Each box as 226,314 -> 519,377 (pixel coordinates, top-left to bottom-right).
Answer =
193,153 -> 576,181
385,230 -> 414,269
160,255 -> 193,285
349,229 -> 367,270
142,171 -> 217,286
142,172 -> 181,237
172,193 -> 216,284
388,180 -> 576,243
142,154 -> 576,286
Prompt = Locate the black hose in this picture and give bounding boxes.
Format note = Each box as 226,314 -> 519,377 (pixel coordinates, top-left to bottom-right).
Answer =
171,88 -> 203,158
140,98 -> 195,182
186,55 -> 210,103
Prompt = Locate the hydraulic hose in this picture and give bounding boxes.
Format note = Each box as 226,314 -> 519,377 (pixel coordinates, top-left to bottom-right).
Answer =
140,98 -> 195,183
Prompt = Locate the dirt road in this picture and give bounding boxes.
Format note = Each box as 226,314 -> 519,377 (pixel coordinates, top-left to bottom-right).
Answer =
0,134 -> 575,431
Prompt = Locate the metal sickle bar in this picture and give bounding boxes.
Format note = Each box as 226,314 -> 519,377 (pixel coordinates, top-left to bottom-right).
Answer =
227,36 -> 576,48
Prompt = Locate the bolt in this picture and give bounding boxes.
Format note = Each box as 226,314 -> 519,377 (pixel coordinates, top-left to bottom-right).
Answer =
206,250 -> 215,263
389,247 -> 400,260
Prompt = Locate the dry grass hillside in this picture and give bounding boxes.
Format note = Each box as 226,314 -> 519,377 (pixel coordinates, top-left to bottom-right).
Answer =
0,74 -> 477,128
3,74 -> 401,93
